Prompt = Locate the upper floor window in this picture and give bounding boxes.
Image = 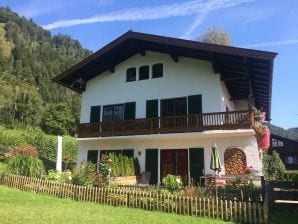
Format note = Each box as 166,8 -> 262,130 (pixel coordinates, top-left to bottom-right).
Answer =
152,63 -> 163,78
102,104 -> 124,121
272,138 -> 284,147
139,65 -> 149,80
126,67 -> 136,82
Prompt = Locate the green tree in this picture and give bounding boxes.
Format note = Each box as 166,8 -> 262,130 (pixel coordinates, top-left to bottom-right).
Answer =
0,23 -> 14,61
200,27 -> 231,46
42,102 -> 75,135
263,151 -> 286,180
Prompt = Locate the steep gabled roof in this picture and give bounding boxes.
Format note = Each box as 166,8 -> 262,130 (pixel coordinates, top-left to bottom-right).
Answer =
52,31 -> 277,120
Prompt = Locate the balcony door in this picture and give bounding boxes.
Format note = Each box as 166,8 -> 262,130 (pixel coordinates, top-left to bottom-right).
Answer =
161,97 -> 187,129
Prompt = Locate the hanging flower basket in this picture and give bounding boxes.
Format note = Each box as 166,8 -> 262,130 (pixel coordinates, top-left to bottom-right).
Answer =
256,127 -> 270,151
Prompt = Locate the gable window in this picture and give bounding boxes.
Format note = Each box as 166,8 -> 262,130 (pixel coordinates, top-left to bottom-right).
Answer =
126,67 -> 136,82
139,65 -> 149,80
152,63 -> 163,78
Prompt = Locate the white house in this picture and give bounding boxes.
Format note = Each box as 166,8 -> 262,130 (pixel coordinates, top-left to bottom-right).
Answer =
53,31 -> 276,185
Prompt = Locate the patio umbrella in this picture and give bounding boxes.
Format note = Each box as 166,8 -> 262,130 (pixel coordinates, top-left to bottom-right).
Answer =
210,141 -> 221,199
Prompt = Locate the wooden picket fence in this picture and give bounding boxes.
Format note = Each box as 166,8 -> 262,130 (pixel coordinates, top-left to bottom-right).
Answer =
0,174 -> 268,223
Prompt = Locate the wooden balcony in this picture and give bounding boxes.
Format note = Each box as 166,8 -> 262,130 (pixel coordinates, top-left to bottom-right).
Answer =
78,110 -> 253,138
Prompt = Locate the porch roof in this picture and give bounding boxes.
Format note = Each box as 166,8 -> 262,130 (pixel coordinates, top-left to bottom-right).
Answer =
52,31 -> 277,120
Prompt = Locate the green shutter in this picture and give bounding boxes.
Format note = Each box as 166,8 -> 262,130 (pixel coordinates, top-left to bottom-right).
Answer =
146,99 -> 158,118
90,106 -> 101,122
189,148 -> 204,186
145,149 -> 158,184
124,102 -> 136,120
188,94 -> 202,115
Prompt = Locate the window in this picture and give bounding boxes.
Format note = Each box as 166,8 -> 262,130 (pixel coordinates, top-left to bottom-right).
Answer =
278,140 -> 284,147
90,106 -> 101,122
161,97 -> 187,117
272,138 -> 284,147
139,65 -> 149,80
287,156 -> 294,164
102,102 -> 136,121
152,63 -> 163,78
126,67 -> 136,82
102,104 -> 124,121
272,138 -> 278,147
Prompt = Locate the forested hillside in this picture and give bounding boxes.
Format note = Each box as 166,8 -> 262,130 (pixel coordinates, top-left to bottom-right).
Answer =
0,7 -> 91,135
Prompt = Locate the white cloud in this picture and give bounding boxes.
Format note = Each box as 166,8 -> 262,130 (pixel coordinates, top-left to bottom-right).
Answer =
241,39 -> 298,48
180,13 -> 207,39
42,0 -> 255,30
16,0 -> 113,18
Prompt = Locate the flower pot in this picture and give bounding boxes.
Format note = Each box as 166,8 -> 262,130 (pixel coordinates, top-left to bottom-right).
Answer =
256,128 -> 270,151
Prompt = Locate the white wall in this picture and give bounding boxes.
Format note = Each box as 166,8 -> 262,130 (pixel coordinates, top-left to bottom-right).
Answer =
77,130 -> 262,181
220,81 -> 250,112
220,81 -> 235,111
80,51 -> 223,123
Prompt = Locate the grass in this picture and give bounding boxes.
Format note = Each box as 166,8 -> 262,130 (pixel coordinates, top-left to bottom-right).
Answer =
0,186 -> 230,224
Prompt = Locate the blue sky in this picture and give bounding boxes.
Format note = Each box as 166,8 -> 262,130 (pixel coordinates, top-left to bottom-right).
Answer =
1,0 -> 298,129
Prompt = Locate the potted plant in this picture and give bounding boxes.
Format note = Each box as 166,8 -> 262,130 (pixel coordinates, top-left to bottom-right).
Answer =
252,108 -> 270,151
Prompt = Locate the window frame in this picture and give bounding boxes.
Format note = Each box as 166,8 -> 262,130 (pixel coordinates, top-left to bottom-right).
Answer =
152,63 -> 163,79
139,65 -> 150,80
126,67 -> 137,82
102,104 -> 125,122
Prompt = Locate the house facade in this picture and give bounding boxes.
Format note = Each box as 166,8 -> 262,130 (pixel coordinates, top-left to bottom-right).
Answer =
269,133 -> 298,170
53,31 -> 276,185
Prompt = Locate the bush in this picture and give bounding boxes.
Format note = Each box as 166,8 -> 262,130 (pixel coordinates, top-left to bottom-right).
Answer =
108,153 -> 136,177
43,169 -> 72,183
72,162 -> 99,187
162,174 -> 183,193
283,172 -> 298,181
263,151 -> 286,180
0,126 -> 77,162
7,154 -> 45,177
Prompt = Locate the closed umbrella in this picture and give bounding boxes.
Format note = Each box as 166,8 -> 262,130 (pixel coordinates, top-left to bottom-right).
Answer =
210,141 -> 221,199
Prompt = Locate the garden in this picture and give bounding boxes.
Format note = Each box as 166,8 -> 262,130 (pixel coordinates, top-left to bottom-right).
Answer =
0,115 -> 297,223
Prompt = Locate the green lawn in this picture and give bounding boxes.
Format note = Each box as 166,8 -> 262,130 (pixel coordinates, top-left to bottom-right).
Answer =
0,186 -> 229,224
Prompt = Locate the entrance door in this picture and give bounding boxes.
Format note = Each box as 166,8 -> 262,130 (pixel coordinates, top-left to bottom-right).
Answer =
189,148 -> 204,186
160,149 -> 188,184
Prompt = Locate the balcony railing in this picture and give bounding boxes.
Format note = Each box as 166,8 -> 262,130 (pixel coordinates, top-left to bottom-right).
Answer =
78,110 -> 253,138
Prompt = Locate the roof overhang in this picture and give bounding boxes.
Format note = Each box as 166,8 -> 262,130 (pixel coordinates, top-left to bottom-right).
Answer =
52,31 -> 277,120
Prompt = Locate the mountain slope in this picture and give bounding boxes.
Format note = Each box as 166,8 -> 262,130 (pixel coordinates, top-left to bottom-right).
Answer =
0,7 -> 91,135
